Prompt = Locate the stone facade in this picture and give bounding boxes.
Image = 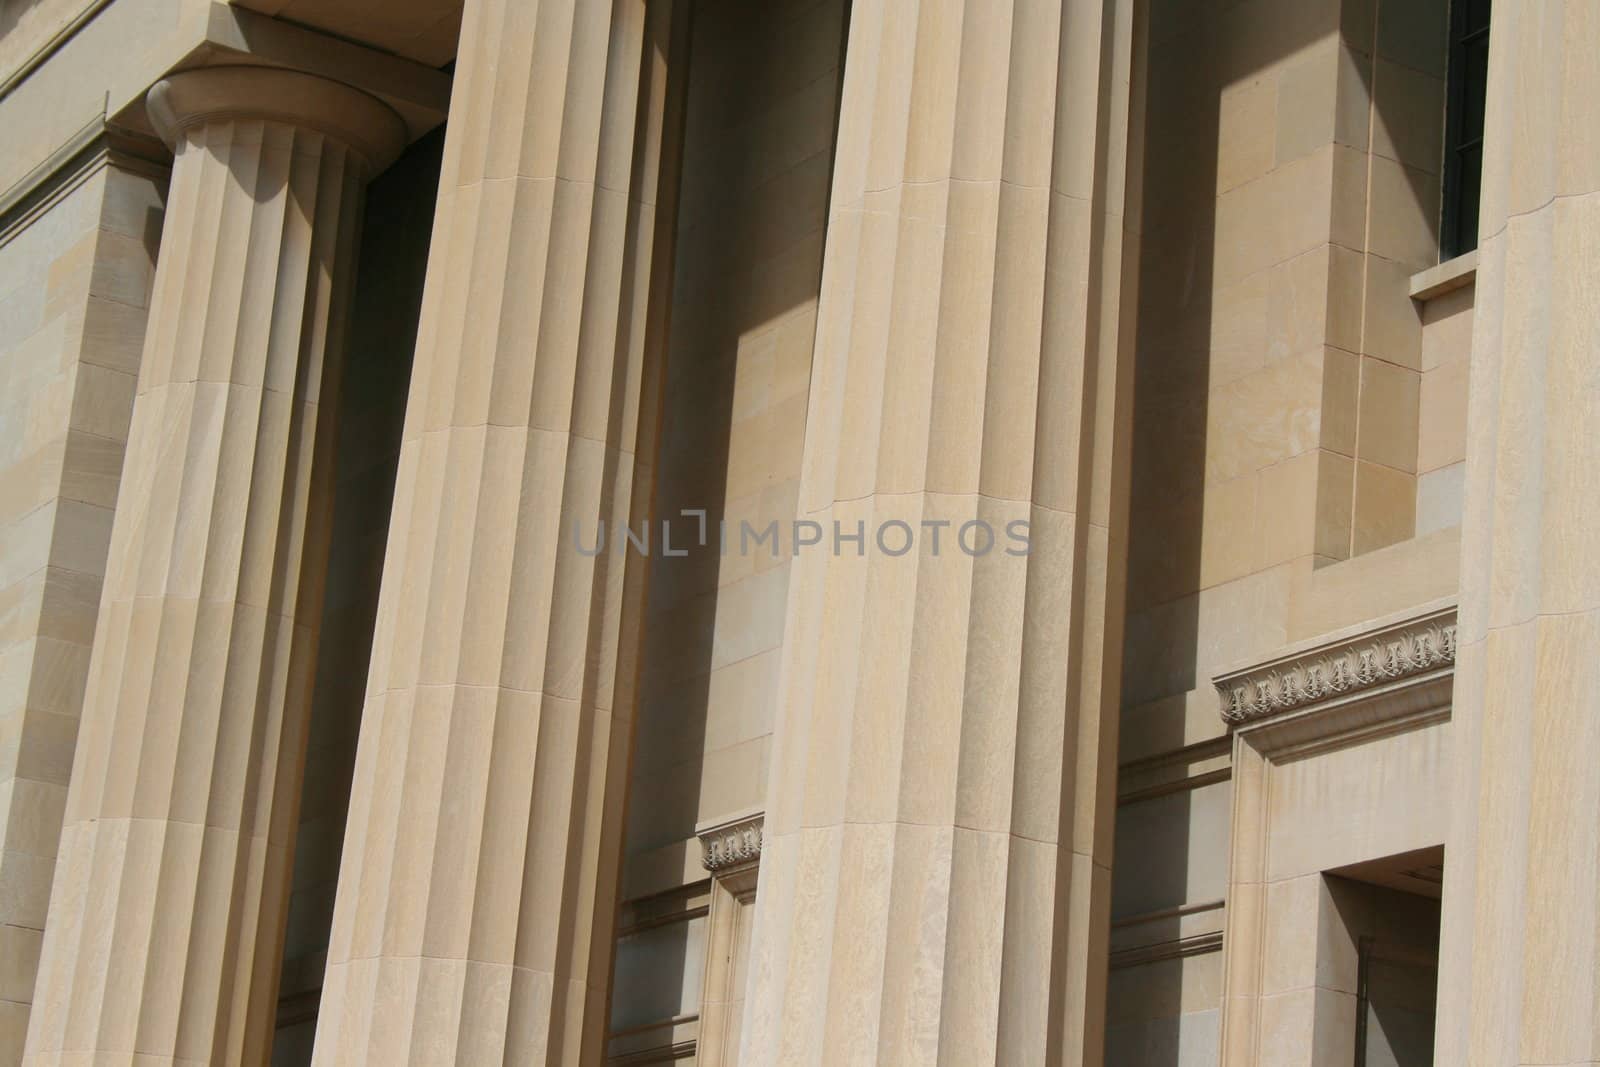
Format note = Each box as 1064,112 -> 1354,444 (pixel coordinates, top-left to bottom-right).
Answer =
0,1 -> 1589,1066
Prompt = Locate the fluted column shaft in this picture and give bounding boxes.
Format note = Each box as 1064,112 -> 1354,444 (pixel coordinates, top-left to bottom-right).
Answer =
309,0 -> 682,1063
21,68 -> 403,1067
741,1 -> 1139,1063
1435,2 -> 1600,1064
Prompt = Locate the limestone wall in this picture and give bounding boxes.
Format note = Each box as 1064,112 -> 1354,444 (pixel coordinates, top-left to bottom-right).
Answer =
0,0 -> 95,87
1111,0 -> 1465,1059
1414,282 -> 1472,538
0,156 -> 163,1064
611,0 -> 846,1058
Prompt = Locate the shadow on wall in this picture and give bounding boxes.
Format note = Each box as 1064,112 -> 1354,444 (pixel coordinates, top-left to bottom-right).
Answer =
1105,1 -> 1224,1055
1,0 -> 51,37
1109,0 -> 1449,1062
1328,874 -> 1439,1067
614,0 -> 849,1033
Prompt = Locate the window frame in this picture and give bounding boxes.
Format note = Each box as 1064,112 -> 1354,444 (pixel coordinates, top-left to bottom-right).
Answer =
1440,0 -> 1491,259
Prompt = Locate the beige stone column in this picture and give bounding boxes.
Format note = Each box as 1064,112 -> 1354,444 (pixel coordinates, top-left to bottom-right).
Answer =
741,0 -> 1140,1063
20,68 -> 403,1067
309,0 -> 683,1063
1435,1 -> 1600,1064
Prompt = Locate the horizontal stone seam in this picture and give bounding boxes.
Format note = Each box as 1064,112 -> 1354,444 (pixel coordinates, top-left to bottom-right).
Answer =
367,681 -> 617,701
399,421 -> 643,455
102,592 -> 317,627
851,177 -> 1095,198
771,821 -> 1071,847
1481,605 -> 1600,625
55,814 -> 296,836
465,172 -> 633,200
1482,185 -> 1600,243
325,955 -> 606,987
799,489 -> 1084,516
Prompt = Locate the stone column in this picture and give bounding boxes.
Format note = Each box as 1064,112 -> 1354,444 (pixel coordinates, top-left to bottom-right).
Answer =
1435,2 -> 1600,1064
309,0 -> 683,1063
20,68 -> 403,1066
741,0 -> 1140,1063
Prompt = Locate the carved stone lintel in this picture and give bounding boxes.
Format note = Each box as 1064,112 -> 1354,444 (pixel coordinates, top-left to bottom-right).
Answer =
698,812 -> 764,874
1215,608 -> 1457,725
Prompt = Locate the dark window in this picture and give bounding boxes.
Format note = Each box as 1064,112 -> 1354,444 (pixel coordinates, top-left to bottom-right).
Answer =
1441,0 -> 1490,258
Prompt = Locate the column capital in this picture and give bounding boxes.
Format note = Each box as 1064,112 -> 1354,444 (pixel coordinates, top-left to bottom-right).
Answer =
147,64 -> 407,174
22,58 -> 379,1066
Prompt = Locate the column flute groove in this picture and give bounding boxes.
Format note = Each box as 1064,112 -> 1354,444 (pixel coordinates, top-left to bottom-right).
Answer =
310,0 -> 686,1063
21,67 -> 405,1067
1434,1 -> 1600,1064
742,0 -> 1142,1063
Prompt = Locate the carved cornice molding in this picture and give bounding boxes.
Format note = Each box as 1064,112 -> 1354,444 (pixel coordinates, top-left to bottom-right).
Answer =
1215,607 -> 1457,725
0,117 -> 169,251
0,0 -> 113,104
697,812 -> 763,874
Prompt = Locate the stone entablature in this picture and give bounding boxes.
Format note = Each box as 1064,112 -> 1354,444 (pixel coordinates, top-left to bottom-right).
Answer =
1215,606 -> 1458,725
697,811 -> 764,874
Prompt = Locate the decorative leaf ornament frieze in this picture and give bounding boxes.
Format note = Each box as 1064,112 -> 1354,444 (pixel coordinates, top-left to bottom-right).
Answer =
698,813 -> 764,873
1215,610 -> 1456,724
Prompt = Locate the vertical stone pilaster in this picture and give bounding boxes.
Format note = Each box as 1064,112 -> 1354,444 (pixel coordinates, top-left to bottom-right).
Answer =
309,0 -> 684,1062
1436,2 -> 1600,1064
696,814 -> 763,1067
21,67 -> 403,1067
0,140 -> 166,1067
740,0 -> 1141,1063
